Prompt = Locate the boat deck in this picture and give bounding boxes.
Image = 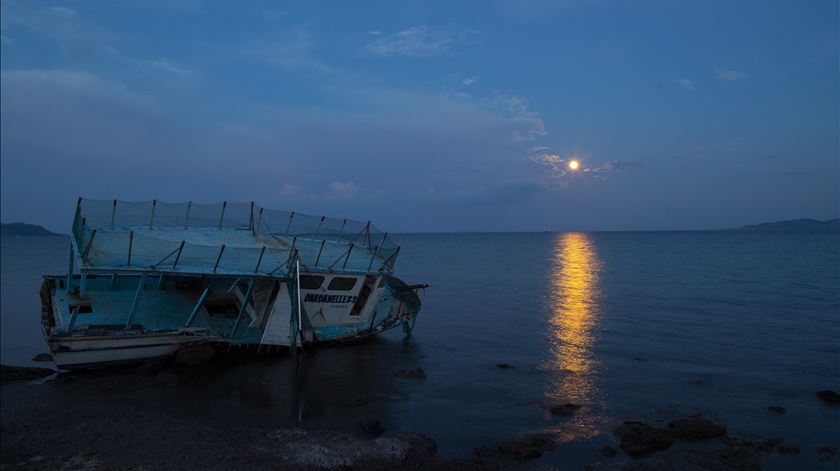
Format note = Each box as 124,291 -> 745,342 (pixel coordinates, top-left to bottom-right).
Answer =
50,275 -> 264,342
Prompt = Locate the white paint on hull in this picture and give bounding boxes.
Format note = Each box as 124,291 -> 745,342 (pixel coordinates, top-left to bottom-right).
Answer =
51,334 -> 212,369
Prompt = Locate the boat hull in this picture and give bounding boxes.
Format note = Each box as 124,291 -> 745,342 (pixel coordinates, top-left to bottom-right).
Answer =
49,333 -> 215,370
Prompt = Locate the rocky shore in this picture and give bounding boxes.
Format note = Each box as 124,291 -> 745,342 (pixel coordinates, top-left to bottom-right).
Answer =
1,364 -> 837,470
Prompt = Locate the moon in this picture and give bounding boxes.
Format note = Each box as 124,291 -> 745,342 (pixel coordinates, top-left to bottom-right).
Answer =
569,160 -> 580,170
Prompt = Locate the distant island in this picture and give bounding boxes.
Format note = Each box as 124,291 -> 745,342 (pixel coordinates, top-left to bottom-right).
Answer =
0,223 -> 61,237
736,218 -> 840,233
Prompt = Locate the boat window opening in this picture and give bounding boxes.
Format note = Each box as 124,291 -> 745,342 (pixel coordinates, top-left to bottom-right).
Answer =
300,275 -> 325,290
204,300 -> 239,319
70,304 -> 93,314
328,277 -> 357,291
59,279 -> 65,289
351,276 -> 375,316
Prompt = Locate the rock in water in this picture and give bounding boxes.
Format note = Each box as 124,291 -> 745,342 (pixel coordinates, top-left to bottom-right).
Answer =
666,415 -> 727,440
816,390 -> 840,404
32,353 -> 53,362
816,446 -> 836,463
777,445 -> 800,455
394,368 -> 426,379
612,421 -> 675,456
496,363 -> 514,369
599,446 -> 617,457
549,403 -> 581,416
358,418 -> 385,437
767,406 -> 786,414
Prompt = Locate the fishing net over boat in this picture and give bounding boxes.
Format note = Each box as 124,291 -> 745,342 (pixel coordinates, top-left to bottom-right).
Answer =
71,199 -> 400,277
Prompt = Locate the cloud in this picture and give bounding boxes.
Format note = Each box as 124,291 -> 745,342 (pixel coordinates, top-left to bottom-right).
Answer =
714,66 -> 746,80
528,147 -> 642,184
365,26 -> 454,57
145,60 -> 191,77
327,181 -> 359,199
2,3 -> 116,59
530,153 -> 566,171
676,78 -> 695,90
462,77 -> 477,85
584,160 -> 644,173
248,30 -> 334,73
491,93 -> 547,141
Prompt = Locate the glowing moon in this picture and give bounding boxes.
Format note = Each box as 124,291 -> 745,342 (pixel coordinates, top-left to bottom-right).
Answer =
569,160 -> 580,170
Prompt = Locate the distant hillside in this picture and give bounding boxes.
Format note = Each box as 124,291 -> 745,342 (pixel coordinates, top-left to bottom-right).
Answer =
0,223 -> 61,236
736,218 -> 840,233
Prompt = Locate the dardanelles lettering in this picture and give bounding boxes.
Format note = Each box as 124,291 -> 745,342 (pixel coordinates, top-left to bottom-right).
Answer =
304,293 -> 359,304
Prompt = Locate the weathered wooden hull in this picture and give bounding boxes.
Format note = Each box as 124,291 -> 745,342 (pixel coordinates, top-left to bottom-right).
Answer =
49,333 -> 216,369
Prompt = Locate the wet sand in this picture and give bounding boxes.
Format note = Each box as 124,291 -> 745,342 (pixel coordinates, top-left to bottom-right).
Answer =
0,362 -> 481,471
2,360 -> 837,470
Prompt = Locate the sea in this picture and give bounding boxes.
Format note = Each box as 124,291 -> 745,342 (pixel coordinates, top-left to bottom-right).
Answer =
1,232 -> 838,469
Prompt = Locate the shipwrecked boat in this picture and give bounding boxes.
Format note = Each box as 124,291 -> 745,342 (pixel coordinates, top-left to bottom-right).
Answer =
40,198 -> 427,369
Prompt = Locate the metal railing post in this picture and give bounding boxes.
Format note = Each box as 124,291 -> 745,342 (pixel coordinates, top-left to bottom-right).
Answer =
185,287 -> 209,327
218,201 -> 227,229
125,274 -> 146,330
230,278 -> 255,339
184,201 -> 192,229
213,244 -> 226,273
149,199 -> 157,229
284,212 -> 295,236
127,231 -> 134,266
110,199 -> 117,230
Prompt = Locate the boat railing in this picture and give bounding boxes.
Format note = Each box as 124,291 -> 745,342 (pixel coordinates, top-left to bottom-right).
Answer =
69,198 -> 400,278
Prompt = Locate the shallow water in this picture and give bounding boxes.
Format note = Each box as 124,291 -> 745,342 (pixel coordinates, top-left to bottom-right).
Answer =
2,232 -> 839,468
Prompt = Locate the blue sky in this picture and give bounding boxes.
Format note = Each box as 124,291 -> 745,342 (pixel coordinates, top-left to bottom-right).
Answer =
1,0 -> 837,232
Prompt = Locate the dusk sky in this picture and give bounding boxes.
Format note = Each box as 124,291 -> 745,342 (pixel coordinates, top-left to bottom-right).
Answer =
1,0 -> 837,233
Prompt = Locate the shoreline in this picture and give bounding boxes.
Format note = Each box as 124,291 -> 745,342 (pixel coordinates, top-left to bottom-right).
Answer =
2,363 -> 837,470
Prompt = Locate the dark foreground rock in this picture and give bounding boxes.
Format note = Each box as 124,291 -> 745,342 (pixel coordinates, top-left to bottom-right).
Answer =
613,421 -> 674,456
816,390 -> 840,404
32,353 -> 53,362
600,446 -> 617,457
474,433 -> 555,461
0,365 -> 54,384
666,415 -> 727,440
394,368 -> 426,379
358,418 -> 385,437
816,446 -> 836,463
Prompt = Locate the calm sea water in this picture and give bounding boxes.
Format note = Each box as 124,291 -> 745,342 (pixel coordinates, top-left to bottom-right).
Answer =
2,232 -> 839,468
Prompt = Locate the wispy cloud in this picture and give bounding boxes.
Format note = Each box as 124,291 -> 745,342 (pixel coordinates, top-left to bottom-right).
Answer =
327,181 -> 359,199
584,160 -> 644,173
714,66 -> 747,80
365,25 -> 454,57
529,147 -> 642,185
248,30 -> 334,73
491,93 -> 546,141
144,59 -> 191,78
2,3 -> 116,59
676,78 -> 695,90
